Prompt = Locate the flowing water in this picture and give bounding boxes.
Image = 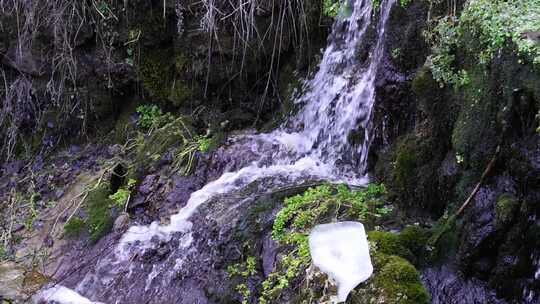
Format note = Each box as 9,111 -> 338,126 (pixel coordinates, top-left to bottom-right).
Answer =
36,0 -> 396,302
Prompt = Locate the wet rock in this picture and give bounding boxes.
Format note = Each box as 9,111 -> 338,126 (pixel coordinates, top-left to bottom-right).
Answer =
422,265 -> 507,304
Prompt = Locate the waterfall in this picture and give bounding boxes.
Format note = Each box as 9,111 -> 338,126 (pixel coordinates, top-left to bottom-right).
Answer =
115,0 -> 395,259
35,0 -> 396,302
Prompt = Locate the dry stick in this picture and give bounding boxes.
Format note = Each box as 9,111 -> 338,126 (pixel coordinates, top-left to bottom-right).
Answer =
455,146 -> 500,217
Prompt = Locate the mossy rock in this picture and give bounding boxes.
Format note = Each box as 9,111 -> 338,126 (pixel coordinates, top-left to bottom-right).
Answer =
368,226 -> 430,266
451,67 -> 499,172
369,230 -> 411,258
393,136 -> 418,191
86,184 -> 115,243
373,255 -> 430,304
495,193 -> 519,225
350,252 -> 430,304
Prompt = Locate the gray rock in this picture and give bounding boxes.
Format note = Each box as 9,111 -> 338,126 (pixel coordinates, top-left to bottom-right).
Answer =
113,213 -> 130,232
0,261 -> 25,302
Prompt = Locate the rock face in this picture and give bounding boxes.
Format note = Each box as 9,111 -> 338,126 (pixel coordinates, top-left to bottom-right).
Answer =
0,0 -> 327,160
368,1 -> 540,303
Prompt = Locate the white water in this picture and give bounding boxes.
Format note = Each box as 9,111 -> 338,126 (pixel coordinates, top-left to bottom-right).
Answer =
37,0 -> 396,301
115,0 -> 395,260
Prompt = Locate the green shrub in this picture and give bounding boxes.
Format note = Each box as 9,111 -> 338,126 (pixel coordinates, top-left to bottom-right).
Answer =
109,178 -> 137,209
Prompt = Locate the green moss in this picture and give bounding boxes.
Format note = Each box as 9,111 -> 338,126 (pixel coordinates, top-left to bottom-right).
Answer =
375,255 -> 430,304
86,184 -> 114,243
64,217 -> 86,238
394,136 -> 418,191
412,67 -> 442,112
140,49 -> 172,100
368,231 -> 409,257
399,226 -> 430,257
368,226 -> 431,267
451,67 -> 499,172
496,194 -> 519,224
351,246 -> 430,304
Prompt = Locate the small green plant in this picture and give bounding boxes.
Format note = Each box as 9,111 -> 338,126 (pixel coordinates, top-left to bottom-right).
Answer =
236,283 -> 251,304
136,105 -> 173,131
228,256 -> 258,278
399,0 -> 411,7
197,137 -> 212,153
372,0 -> 381,12
391,48 -> 402,60
25,193 -> 40,230
109,179 -> 137,209
323,0 -> 341,17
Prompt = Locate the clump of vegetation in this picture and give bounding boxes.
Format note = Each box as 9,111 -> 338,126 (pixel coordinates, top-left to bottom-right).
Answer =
109,178 -> 137,209
64,217 -> 86,238
368,226 -> 431,267
63,183 -> 115,242
426,0 -> 540,87
227,255 -> 258,304
136,105 -> 173,131
366,254 -> 430,304
139,48 -> 192,107
460,0 -> 540,65
86,184 -> 115,243
259,184 -> 389,303
393,137 -> 418,191
323,0 -> 341,17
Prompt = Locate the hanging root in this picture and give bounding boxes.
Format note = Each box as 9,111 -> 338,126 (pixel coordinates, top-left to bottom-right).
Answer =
197,0 -> 312,104
0,0 -> 110,160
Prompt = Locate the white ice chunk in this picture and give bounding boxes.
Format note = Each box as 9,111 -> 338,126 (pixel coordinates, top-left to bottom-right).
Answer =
309,221 -> 373,302
33,285 -> 103,304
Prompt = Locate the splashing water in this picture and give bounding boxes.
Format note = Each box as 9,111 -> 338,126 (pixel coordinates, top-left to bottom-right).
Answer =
37,0 -> 396,302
